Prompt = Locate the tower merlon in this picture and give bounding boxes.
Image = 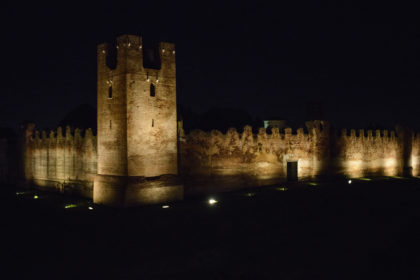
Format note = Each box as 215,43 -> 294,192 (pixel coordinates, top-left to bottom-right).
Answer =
97,42 -> 115,71
97,43 -> 109,55
159,42 -> 176,56
116,34 -> 143,48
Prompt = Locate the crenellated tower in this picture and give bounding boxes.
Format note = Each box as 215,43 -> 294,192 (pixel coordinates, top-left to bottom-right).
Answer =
94,34 -> 183,206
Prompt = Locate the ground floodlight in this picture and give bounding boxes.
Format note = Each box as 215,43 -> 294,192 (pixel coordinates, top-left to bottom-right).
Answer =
208,198 -> 218,205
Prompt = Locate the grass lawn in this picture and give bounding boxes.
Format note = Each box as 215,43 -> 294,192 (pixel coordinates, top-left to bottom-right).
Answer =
2,177 -> 420,279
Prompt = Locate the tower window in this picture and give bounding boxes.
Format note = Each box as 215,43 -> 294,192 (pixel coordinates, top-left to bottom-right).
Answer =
108,86 -> 113,99
150,84 -> 155,97
152,119 -> 154,127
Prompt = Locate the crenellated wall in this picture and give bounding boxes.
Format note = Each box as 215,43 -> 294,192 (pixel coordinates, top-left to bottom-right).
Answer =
332,129 -> 401,178
179,121 -> 330,194
24,125 -> 97,197
179,122 -> 419,195
17,121 -> 419,198
412,133 -> 420,176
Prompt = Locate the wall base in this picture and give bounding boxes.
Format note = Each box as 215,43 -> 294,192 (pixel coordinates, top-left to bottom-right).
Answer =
93,174 -> 183,207
30,178 -> 93,198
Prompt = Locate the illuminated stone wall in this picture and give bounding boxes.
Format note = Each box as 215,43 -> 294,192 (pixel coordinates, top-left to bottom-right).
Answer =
96,35 -> 178,179
180,122 -> 416,194
412,133 -> 420,176
179,121 -> 330,194
124,41 -> 178,177
18,120 -> 419,198
24,125 -> 97,197
332,129 -> 402,178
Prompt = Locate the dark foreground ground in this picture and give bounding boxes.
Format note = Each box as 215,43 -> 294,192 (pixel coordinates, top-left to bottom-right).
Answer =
2,177 -> 420,280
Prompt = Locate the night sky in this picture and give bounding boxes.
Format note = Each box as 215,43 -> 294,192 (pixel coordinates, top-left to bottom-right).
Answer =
3,1 -> 420,132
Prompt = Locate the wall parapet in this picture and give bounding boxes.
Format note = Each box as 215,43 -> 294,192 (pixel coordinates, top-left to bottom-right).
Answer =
180,121 -> 330,193
180,122 -> 419,194
14,121 -> 420,198
24,125 -> 97,196
334,127 -> 401,177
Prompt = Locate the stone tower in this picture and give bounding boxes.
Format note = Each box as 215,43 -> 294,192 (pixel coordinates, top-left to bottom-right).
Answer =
94,34 -> 183,206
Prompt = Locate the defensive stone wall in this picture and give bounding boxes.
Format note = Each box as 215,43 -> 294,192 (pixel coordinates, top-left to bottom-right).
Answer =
179,121 -> 330,195
180,122 -> 420,195
24,125 -> 97,197
332,129 -> 401,178
412,132 -> 420,176
16,121 -> 420,198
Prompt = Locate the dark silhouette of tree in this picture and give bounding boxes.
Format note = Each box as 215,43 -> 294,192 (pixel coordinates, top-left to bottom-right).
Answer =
58,104 -> 97,133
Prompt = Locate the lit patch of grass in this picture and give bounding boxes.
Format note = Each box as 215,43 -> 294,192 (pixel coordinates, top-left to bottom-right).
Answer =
16,192 -> 27,195
357,177 -> 372,181
389,176 -> 404,179
64,204 -> 77,209
276,187 -> 288,191
33,195 -> 39,199
308,182 -> 318,186
245,192 -> 256,197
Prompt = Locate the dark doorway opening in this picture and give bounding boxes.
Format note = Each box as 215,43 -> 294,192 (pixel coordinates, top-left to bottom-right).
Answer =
287,161 -> 298,182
